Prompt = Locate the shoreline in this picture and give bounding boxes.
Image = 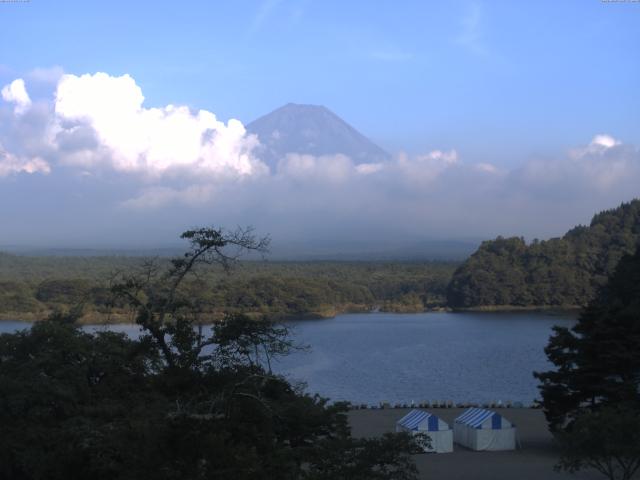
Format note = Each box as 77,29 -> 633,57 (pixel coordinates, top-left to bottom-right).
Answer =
0,304 -> 579,325
451,304 -> 581,313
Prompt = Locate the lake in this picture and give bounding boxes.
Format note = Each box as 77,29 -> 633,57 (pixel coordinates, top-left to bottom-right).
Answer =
0,311 -> 574,405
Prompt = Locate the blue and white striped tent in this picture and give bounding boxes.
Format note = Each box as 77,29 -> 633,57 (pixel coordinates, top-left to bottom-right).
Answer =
455,408 -> 511,430
396,410 -> 453,453
453,408 -> 516,451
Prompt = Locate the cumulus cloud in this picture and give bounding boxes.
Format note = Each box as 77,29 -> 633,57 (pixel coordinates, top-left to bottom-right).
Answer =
567,133 -> 622,160
521,134 -> 639,192
0,70 -> 268,197
571,134 -> 635,190
52,72 -> 266,177
1,79 -> 32,114
0,146 -> 50,177
394,149 -> 459,184
271,149 -> 472,190
1,70 -> 640,248
355,162 -> 384,175
589,134 -> 620,150
276,153 -> 354,184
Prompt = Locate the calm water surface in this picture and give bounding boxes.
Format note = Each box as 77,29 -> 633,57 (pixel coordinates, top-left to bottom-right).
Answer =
0,312 -> 574,405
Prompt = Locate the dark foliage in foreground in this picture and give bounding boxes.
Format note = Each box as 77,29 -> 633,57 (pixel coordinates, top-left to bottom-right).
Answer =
448,199 -> 640,308
0,227 -> 420,480
555,405 -> 640,480
536,246 -> 640,479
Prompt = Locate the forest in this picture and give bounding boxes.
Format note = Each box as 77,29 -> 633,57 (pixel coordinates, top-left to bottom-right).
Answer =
447,200 -> 640,309
0,254 -> 456,323
2,200 -> 640,323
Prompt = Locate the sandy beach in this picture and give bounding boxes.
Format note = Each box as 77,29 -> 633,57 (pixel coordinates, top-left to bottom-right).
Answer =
349,408 -> 604,480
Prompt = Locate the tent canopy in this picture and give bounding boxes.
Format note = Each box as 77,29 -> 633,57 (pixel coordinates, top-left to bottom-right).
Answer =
397,409 -> 449,432
454,408 -> 512,430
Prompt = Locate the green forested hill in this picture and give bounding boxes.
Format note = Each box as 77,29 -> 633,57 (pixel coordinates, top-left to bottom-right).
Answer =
447,199 -> 640,308
0,256 -> 456,322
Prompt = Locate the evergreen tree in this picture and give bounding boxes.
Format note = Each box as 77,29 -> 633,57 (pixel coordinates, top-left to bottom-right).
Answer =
534,245 -> 640,430
535,246 -> 640,479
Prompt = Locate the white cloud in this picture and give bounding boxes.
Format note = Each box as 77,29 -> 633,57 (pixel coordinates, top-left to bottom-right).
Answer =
569,133 -> 622,159
277,153 -> 353,184
395,149 -> 459,183
0,147 -> 50,177
52,72 -> 266,178
355,162 -> 384,175
572,134 -> 635,190
590,134 -> 620,149
519,134 -> 639,193
1,79 -> 32,114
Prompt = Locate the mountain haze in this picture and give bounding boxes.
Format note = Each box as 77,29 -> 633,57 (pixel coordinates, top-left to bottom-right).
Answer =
246,103 -> 391,166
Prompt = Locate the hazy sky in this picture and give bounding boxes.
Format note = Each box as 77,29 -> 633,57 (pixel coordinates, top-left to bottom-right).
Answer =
0,0 -> 639,250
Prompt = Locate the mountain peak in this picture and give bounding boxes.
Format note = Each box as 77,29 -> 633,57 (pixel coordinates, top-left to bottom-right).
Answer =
246,103 -> 390,166
279,102 -> 330,112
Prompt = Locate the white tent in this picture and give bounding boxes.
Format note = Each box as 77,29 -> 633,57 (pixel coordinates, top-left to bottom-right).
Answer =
453,408 -> 516,451
395,409 -> 453,453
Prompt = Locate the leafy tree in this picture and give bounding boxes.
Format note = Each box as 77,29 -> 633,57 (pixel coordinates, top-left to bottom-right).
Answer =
0,317 -> 156,480
212,313 -> 298,372
303,433 -> 423,480
555,405 -> 640,480
0,226 -> 421,480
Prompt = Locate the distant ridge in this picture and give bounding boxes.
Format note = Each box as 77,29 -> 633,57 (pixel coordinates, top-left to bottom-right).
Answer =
246,103 -> 391,166
0,239 -> 479,262
0,246 -> 183,257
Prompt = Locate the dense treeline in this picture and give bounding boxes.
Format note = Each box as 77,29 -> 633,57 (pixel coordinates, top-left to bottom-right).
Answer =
0,255 -> 456,322
447,199 -> 640,308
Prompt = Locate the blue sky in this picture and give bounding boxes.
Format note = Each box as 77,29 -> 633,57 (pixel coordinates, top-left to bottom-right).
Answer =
2,0 -> 638,161
0,0 -> 639,249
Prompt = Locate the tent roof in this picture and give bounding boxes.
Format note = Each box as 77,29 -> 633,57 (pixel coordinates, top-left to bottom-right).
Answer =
455,408 -> 509,429
396,409 -> 446,431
